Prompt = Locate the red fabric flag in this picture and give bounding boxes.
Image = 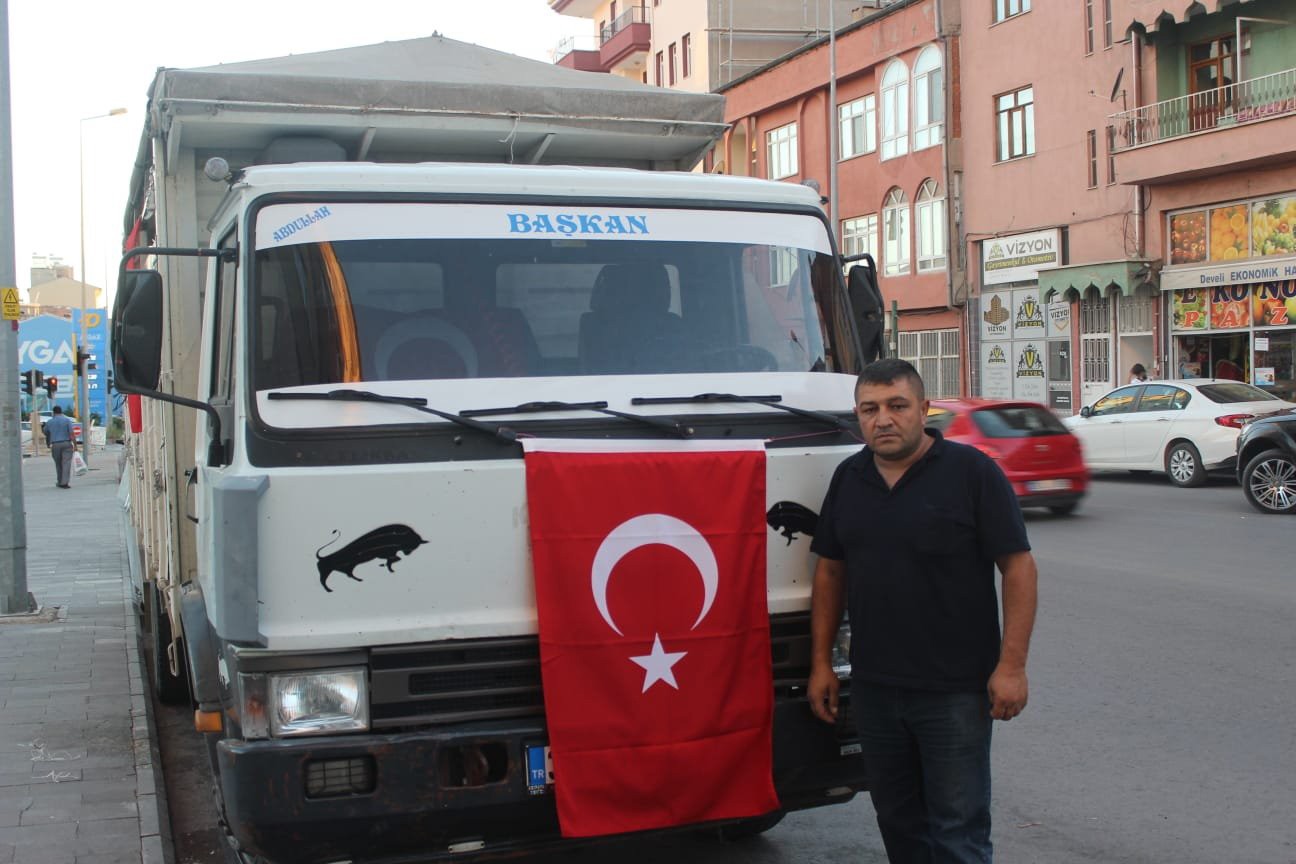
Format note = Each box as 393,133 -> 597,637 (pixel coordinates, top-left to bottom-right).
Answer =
522,439 -> 779,838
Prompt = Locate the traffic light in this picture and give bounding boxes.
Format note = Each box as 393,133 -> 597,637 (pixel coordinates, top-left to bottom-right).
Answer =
77,348 -> 96,372
45,376 -> 58,398
33,370 -> 43,391
21,369 -> 33,395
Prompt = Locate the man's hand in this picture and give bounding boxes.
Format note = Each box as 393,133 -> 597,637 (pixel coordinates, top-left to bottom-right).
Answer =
987,662 -> 1027,721
807,661 -> 839,724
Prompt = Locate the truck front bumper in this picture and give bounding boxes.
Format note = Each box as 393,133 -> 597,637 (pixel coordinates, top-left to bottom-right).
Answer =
217,698 -> 865,863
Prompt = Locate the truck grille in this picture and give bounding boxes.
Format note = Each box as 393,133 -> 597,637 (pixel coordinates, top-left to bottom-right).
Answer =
368,611 -> 817,729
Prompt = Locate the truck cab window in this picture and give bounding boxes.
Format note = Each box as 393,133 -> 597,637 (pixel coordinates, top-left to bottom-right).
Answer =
210,229 -> 238,400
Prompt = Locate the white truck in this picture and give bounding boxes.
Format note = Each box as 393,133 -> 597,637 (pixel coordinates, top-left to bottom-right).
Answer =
113,35 -> 871,863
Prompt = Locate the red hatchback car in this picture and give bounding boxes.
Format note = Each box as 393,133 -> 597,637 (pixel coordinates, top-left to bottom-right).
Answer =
927,399 -> 1089,515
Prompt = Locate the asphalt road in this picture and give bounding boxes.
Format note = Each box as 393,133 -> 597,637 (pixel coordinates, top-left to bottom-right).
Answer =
157,471 -> 1296,864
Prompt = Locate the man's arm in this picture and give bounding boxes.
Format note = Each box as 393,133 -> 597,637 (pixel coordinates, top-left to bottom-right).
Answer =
808,556 -> 847,724
988,549 -> 1037,721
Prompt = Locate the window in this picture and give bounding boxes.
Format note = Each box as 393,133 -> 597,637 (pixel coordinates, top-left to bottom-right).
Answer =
1137,384 -> 1187,412
1084,0 -> 1094,54
766,123 -> 798,179
654,51 -> 664,86
839,95 -> 877,158
1188,36 -> 1236,130
882,187 -> 910,276
996,86 -> 1035,161
913,46 -> 944,151
1105,125 -> 1116,184
881,60 -> 909,161
899,329 -> 961,398
682,33 -> 692,78
1090,386 -> 1140,416
994,0 -> 1030,23
915,179 -> 946,272
1086,129 -> 1098,189
1103,0 -> 1113,48
842,214 -> 879,265
210,229 -> 239,400
668,42 -> 678,85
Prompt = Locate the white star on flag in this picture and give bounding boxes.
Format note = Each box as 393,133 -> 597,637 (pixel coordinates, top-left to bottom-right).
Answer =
630,633 -> 687,693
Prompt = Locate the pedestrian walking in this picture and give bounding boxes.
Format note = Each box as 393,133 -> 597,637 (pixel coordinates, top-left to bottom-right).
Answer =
44,405 -> 76,488
807,358 -> 1039,864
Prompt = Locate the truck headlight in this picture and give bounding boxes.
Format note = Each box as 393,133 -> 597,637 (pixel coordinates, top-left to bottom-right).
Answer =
268,668 -> 369,738
830,621 -> 851,678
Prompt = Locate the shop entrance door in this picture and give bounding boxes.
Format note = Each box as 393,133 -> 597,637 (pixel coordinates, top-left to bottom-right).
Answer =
1080,292 -> 1113,407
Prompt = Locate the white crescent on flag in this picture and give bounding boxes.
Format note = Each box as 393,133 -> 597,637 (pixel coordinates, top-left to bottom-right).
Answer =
590,513 -> 718,636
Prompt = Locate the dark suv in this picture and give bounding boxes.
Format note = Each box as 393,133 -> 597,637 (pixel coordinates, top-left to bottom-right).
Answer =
1236,413 -> 1296,514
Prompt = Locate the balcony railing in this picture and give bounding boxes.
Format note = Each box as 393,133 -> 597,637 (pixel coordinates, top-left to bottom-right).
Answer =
551,34 -> 600,63
1111,67 -> 1296,153
600,5 -> 648,45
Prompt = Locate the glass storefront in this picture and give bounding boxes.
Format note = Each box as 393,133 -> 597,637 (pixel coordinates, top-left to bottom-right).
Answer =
1169,280 -> 1296,396
1164,190 -> 1296,398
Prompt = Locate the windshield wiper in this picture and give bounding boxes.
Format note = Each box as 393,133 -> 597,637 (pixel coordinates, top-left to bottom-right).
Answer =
630,392 -> 855,432
268,388 -> 518,443
461,399 -> 692,438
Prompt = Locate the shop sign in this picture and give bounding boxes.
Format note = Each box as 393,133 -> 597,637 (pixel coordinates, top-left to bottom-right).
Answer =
1013,342 -> 1047,404
980,290 -> 1012,340
1255,367 -> 1276,386
1209,285 -> 1250,329
1173,290 -> 1208,330
981,229 -> 1061,286
1252,280 -> 1296,327
1161,256 -> 1296,290
1049,389 -> 1072,413
981,342 -> 1013,399
1047,302 -> 1070,336
1012,288 -> 1045,339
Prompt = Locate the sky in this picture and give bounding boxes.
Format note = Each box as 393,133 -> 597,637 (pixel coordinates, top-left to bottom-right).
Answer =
6,0 -> 588,299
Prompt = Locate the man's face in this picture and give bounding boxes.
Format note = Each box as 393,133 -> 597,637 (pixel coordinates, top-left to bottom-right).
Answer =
854,377 -> 930,462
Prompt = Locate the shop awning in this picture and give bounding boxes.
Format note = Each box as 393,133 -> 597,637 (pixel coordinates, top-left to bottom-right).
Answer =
1038,259 -> 1156,300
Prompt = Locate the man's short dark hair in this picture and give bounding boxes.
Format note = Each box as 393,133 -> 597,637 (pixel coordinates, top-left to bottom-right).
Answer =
856,358 -> 926,402
52,405 -> 63,414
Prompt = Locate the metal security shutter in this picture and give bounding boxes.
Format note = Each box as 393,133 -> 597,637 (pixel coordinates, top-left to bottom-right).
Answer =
899,328 -> 960,398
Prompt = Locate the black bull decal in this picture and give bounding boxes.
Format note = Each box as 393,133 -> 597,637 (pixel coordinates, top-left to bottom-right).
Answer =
315,525 -> 427,592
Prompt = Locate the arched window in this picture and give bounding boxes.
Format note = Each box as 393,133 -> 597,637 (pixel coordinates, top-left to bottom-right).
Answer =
913,46 -> 944,151
880,60 -> 909,161
915,179 -> 946,272
883,187 -> 910,276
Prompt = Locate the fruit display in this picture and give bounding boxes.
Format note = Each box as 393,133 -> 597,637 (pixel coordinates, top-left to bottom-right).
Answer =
1251,282 -> 1296,327
1209,204 -> 1249,260
1251,196 -> 1296,257
1169,211 -> 1206,264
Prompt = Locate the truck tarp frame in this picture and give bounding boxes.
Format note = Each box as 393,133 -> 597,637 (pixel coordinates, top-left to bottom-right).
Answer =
123,35 -> 728,236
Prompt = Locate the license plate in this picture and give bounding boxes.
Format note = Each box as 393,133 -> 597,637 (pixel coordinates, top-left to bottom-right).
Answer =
525,745 -> 553,795
1027,479 -> 1072,492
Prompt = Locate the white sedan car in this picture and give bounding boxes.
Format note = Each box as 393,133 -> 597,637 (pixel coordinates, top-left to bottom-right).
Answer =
1064,380 -> 1296,487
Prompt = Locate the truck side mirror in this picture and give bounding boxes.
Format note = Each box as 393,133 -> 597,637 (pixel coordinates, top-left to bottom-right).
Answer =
1079,405 -> 1092,419
112,269 -> 165,393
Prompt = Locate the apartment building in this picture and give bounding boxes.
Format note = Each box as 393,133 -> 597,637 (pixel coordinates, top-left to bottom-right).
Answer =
550,0 -> 860,93
713,0 -> 965,396
962,0 -> 1296,411
1114,0 -> 1296,402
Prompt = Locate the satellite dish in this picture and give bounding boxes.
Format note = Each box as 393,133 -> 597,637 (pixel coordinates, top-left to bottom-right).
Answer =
1110,67 -> 1125,102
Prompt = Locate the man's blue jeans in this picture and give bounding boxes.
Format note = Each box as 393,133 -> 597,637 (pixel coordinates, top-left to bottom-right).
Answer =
852,682 -> 993,864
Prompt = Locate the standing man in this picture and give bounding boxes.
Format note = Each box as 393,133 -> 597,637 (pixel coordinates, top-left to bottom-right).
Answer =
44,405 -> 76,489
808,359 -> 1038,863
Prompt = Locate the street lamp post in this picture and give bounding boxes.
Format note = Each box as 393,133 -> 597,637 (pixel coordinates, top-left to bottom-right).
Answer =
78,107 -> 127,468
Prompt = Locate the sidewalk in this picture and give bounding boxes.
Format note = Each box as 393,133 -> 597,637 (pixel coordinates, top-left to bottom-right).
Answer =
0,446 -> 167,864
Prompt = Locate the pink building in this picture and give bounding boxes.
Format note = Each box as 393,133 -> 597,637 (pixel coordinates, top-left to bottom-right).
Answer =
715,0 -> 967,397
962,0 -> 1296,410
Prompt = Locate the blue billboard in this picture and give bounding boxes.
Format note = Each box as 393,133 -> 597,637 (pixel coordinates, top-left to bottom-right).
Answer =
15,312 -> 114,421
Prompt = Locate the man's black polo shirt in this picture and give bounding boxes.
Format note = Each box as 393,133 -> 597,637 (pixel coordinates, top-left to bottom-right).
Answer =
811,429 -> 1030,692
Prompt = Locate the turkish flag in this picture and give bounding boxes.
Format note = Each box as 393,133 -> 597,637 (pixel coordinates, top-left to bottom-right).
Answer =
522,439 -> 779,838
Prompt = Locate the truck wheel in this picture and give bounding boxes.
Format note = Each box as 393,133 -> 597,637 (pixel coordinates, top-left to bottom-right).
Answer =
147,583 -> 190,705
1165,441 -> 1206,488
717,811 -> 785,841
1242,449 -> 1296,514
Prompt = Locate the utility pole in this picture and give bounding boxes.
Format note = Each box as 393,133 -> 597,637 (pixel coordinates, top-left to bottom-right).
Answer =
0,0 -> 33,614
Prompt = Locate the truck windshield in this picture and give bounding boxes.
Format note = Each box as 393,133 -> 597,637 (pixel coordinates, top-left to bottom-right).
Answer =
250,202 -> 837,390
